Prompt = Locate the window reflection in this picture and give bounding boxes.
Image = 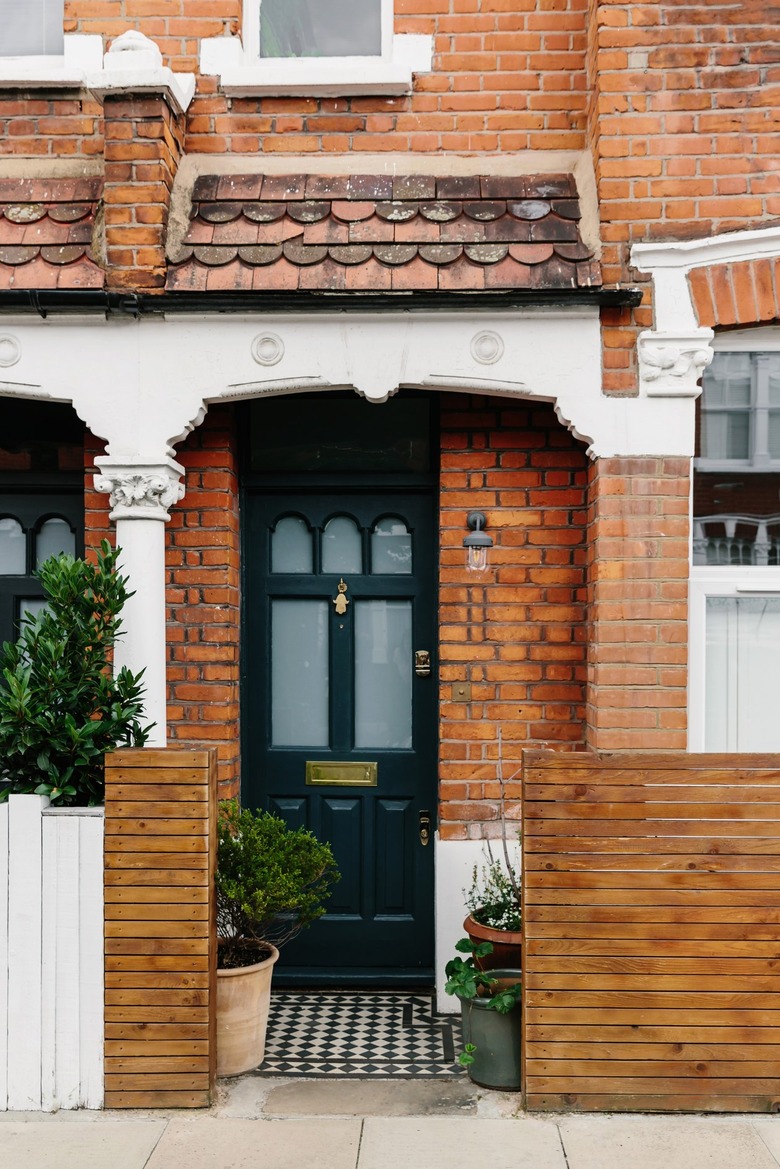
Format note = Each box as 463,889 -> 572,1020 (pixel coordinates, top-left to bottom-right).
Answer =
322,516 -> 362,575
371,517 -> 412,575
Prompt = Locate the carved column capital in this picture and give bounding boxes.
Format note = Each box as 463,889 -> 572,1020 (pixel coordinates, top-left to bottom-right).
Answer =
93,457 -> 185,521
637,328 -> 714,398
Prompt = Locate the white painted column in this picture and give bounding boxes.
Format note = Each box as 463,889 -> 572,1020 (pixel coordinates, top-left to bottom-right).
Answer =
93,458 -> 185,747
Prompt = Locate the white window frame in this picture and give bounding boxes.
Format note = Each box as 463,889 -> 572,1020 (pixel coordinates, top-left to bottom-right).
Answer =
0,34 -> 102,89
688,568 -> 780,750
245,0 -> 394,65
200,0 -> 433,97
689,328 -> 780,751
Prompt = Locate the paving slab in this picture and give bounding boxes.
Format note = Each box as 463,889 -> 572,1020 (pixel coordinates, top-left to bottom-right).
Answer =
358,1116 -> 566,1169
260,1077 -> 479,1117
144,1116 -> 361,1169
558,1114 -> 780,1169
751,1118 -> 780,1163
0,1119 -> 167,1169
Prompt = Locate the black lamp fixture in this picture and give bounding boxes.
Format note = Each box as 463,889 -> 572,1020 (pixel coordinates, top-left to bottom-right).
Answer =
463,511 -> 493,572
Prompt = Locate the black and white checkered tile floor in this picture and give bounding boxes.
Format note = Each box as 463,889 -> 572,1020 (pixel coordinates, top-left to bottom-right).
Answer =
256,991 -> 465,1078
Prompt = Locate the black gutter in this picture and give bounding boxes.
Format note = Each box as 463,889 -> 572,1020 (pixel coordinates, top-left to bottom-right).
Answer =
0,286 -> 643,317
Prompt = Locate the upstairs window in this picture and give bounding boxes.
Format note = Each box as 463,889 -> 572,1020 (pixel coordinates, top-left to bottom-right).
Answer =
698,351 -> 780,470
1,0 -> 64,56
258,0 -> 383,59
204,0 -> 430,96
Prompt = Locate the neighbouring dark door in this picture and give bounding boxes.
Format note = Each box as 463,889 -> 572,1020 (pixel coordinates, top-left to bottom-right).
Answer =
244,488 -> 437,985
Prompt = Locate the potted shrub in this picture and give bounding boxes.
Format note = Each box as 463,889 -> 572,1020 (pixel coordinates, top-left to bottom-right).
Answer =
463,729 -> 522,970
0,540 -> 150,806
463,844 -> 522,972
215,799 -> 339,1076
445,937 -> 522,1091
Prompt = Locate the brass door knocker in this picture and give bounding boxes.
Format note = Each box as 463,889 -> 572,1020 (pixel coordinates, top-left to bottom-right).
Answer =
333,578 -> 349,615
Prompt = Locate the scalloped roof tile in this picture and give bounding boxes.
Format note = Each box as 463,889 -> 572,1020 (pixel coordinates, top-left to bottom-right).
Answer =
0,177 -> 104,291
166,174 -> 601,294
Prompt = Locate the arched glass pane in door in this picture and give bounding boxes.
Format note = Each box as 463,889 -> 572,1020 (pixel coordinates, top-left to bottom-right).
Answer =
271,516 -> 313,574
322,515 -> 362,575
35,517 -> 76,568
0,518 -> 25,575
371,517 -> 412,575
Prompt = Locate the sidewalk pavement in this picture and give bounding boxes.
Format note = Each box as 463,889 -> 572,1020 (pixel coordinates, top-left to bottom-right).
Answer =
3,1077 -> 780,1169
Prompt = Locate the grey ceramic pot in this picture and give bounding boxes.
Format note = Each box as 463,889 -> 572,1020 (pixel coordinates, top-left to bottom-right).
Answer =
459,968 -> 522,1091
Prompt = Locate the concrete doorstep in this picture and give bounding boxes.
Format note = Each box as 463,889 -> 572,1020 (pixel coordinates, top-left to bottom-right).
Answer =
3,1081 -> 780,1169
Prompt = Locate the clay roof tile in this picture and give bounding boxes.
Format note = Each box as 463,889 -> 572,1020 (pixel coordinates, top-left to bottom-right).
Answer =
166,173 -> 600,296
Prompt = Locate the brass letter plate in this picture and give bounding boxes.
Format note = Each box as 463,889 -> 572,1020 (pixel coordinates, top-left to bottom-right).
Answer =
306,761 -> 378,787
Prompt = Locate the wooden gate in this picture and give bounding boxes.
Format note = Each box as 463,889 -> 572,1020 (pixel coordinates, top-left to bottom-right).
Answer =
522,751 -> 780,1113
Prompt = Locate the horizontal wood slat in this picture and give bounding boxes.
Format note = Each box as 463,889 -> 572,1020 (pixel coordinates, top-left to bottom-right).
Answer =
522,750 -> 780,1114
104,747 -> 217,1109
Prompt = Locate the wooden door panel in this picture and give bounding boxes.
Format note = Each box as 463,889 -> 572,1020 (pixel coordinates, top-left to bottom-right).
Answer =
244,489 -> 436,984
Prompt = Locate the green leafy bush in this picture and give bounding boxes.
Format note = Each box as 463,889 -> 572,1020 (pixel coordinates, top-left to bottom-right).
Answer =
445,937 -> 522,1067
216,799 -> 340,968
0,540 -> 151,806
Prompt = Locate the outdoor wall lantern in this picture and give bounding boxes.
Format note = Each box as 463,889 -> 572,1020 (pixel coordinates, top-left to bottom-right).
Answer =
463,511 -> 493,572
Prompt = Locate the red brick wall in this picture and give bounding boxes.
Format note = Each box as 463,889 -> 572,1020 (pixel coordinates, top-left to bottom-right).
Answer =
438,394 -> 589,841
586,456 -> 690,751
167,406 -> 241,798
103,95 -> 185,290
5,0 -> 589,159
588,1 -> 780,390
689,258 -> 780,330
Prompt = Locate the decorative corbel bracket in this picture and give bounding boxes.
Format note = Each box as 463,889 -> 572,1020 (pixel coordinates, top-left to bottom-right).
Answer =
93,457 -> 185,522
637,328 -> 714,398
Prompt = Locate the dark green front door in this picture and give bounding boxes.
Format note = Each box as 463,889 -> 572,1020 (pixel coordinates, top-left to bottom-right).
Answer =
244,490 -> 437,985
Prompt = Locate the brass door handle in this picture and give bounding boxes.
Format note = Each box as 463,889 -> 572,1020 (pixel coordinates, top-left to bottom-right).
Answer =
419,810 -> 431,846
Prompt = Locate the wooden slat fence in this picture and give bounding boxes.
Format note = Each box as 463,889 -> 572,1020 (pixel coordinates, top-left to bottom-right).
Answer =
104,748 -> 217,1108
522,751 -> 780,1113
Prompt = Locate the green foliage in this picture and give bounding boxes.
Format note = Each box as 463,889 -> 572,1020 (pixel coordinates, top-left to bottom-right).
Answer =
444,938 -> 521,1014
0,540 -> 151,806
445,937 -> 522,1068
216,799 -> 340,967
464,841 -> 521,932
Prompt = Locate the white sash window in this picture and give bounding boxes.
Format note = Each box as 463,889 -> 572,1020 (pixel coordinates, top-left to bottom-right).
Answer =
690,328 -> 780,750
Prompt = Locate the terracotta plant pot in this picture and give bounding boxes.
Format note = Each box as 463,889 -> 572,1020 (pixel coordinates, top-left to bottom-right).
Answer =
463,914 -> 522,972
216,944 -> 279,1077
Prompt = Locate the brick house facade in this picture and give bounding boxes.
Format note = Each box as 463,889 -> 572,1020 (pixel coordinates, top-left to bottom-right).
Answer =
0,0 -> 779,993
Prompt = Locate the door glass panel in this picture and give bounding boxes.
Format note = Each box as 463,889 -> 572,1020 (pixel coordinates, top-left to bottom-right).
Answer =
322,516 -> 362,575
35,517 -> 75,568
272,600 -> 329,746
705,595 -> 780,751
355,599 -> 412,749
18,598 -> 48,626
0,518 -> 26,575
271,516 -> 313,574
371,517 -> 412,575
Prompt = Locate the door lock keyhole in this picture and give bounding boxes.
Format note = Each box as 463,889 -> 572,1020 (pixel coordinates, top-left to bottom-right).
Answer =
419,810 -> 431,846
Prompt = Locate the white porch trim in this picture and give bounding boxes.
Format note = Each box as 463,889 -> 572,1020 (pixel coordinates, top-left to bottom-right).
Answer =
0,306 -> 696,736
631,224 -> 780,398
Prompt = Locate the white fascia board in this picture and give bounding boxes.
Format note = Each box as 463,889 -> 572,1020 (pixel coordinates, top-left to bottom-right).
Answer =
633,224 -> 780,274
200,33 -> 433,97
0,35 -> 102,89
